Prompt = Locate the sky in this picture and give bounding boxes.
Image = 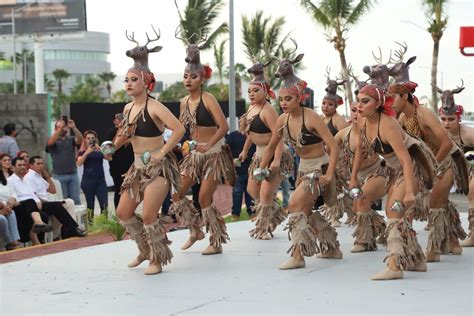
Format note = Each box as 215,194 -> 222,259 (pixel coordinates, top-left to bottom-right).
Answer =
86,0 -> 474,114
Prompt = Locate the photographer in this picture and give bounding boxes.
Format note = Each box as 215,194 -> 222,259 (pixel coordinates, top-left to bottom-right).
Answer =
46,117 -> 83,205
77,130 -> 111,225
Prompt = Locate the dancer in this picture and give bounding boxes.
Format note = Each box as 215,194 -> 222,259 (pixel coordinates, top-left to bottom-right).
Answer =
333,101 -> 386,252
439,104 -> 474,247
238,60 -> 293,240
260,48 -> 342,270
321,68 -> 349,136
350,83 -> 435,280
170,33 -> 233,255
115,27 -> 184,275
390,78 -> 468,261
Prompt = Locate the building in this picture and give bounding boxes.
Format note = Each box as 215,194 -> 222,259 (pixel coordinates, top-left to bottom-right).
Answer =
0,31 -> 110,94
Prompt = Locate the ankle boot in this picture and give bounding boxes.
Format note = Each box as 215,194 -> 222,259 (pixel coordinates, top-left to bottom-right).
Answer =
448,237 -> 463,255
181,227 -> 205,250
308,211 -> 342,259
201,244 -> 223,255
279,256 -> 305,270
426,207 -> 449,257
445,201 -> 467,254
461,208 -> 474,247
249,200 -> 285,240
120,216 -> 150,268
201,206 -> 229,255
425,251 -> 440,262
143,218 -> 173,275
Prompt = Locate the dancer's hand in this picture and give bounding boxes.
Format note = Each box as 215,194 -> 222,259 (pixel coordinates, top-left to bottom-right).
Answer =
269,160 -> 280,174
319,173 -> 332,186
349,178 -> 358,190
196,144 -> 209,153
403,192 -> 415,210
238,151 -> 247,162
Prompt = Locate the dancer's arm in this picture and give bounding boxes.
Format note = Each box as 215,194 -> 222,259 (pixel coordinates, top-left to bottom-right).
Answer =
259,115 -> 285,169
113,103 -> 132,150
349,121 -> 364,189
264,103 -> 284,172
238,136 -> 253,162
419,107 -> 453,162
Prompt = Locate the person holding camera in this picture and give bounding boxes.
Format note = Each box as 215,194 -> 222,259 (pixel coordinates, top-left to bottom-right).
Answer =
46,118 -> 83,205
77,130 -> 111,225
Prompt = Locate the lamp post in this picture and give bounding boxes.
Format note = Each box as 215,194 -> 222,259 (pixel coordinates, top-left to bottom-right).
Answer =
228,0 -> 236,131
12,2 -> 34,95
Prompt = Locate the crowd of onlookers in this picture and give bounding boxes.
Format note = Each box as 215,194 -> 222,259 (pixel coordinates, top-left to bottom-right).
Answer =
0,115 -> 297,252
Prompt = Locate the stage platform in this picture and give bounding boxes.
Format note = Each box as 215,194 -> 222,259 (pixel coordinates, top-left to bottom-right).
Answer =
2,213 -> 473,315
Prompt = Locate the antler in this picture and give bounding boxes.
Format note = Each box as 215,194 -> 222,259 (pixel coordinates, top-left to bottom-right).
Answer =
431,83 -> 443,94
175,25 -> 188,44
452,79 -> 465,94
125,30 -> 139,47
145,25 -> 160,46
325,66 -> 331,80
390,41 -> 408,63
288,38 -> 298,57
372,47 -> 383,64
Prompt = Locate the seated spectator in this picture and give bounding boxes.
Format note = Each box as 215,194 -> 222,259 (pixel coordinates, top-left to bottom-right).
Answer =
0,197 -> 20,251
46,119 -> 83,205
17,151 -> 30,168
25,156 -> 85,239
77,130 -> 111,225
3,158 -> 52,245
0,123 -> 20,158
1,153 -> 12,179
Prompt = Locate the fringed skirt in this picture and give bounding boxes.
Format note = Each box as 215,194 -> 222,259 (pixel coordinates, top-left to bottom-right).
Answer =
437,145 -> 470,194
121,151 -> 181,203
180,138 -> 236,185
248,145 -> 294,180
297,154 -> 337,207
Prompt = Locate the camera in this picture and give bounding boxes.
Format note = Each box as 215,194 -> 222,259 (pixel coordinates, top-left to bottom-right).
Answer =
89,140 -> 97,147
62,115 -> 68,124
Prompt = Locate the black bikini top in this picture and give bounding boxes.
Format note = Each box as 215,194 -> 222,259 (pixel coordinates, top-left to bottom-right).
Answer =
126,98 -> 163,138
327,117 -> 338,136
367,114 -> 394,155
249,107 -> 271,134
191,93 -> 217,127
286,107 -> 323,147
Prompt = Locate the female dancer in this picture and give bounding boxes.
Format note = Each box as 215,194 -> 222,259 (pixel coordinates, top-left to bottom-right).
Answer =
115,33 -> 185,275
439,104 -> 474,247
260,55 -> 342,270
170,42 -> 232,255
350,84 -> 434,280
238,61 -> 293,240
333,102 -> 386,252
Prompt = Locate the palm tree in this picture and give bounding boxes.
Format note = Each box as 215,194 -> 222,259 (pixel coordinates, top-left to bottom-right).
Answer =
174,0 -> 228,50
44,75 -> 55,92
52,69 -> 70,95
98,72 -> 116,100
213,39 -> 227,85
13,49 -> 34,93
300,0 -> 375,104
422,0 -> 448,112
0,51 -> 5,60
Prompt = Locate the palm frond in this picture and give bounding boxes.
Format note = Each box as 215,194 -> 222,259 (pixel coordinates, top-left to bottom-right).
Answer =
346,0 -> 375,25
300,0 -> 331,28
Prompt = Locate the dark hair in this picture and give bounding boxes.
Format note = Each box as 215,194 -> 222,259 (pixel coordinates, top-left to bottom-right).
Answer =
3,123 -> 15,136
0,170 -> 6,185
398,92 -> 414,104
29,155 -> 42,165
11,157 -> 25,166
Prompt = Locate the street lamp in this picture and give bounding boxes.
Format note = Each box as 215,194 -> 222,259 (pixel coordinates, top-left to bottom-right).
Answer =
12,2 -> 35,95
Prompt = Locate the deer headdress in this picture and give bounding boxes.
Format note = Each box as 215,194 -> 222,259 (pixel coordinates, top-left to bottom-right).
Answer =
125,25 -> 162,92
323,67 -> 346,106
436,80 -> 465,116
274,39 -> 307,101
247,58 -> 275,99
175,27 -> 212,79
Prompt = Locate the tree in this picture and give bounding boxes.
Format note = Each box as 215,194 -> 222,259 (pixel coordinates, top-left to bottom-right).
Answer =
422,0 -> 448,112
159,81 -> 188,102
300,0 -> 375,104
111,90 -> 130,103
13,49 -> 34,93
224,63 -> 248,100
69,77 -> 103,103
52,68 -> 70,95
213,39 -> 227,85
44,75 -> 55,93
174,0 -> 228,50
0,51 -> 5,60
98,72 -> 116,100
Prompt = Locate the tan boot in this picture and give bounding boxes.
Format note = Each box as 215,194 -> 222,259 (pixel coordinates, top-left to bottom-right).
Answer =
351,243 -> 367,253
181,228 -> 205,250
120,216 -> 150,268
330,219 -> 342,227
144,263 -> 162,275
371,256 -> 403,280
128,253 -> 148,268
407,261 -> 427,272
425,251 -> 440,262
279,257 -> 305,270
317,248 -> 343,259
201,244 -> 222,255
448,237 -> 462,255
461,235 -> 474,247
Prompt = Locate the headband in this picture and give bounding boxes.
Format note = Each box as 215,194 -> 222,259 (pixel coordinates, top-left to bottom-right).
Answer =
359,84 -> 396,117
128,68 -> 156,92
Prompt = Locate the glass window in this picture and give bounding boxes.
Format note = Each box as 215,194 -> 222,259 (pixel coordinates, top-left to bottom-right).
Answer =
43,50 -> 108,62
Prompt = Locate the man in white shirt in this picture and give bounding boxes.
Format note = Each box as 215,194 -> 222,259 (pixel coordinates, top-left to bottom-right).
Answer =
25,156 -> 80,237
10,157 -> 85,239
8,157 -> 53,244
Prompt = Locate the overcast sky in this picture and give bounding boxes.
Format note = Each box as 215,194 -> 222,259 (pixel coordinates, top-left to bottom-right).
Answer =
86,0 -> 474,113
